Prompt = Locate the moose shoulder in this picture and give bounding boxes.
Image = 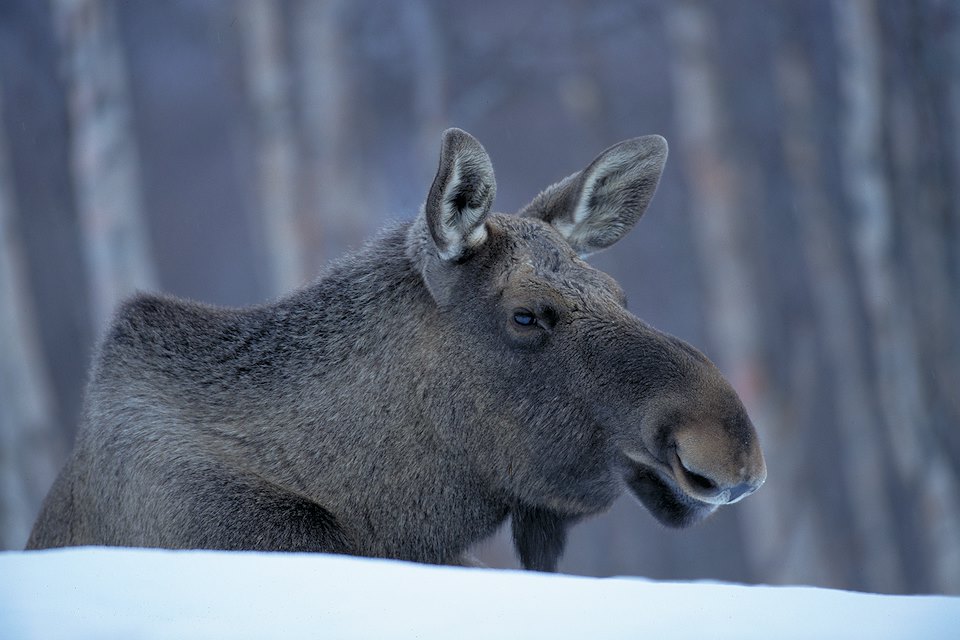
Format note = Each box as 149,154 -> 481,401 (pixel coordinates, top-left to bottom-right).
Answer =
27,128 -> 766,572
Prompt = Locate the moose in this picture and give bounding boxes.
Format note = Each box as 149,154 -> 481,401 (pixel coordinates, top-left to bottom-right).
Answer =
28,128 -> 766,572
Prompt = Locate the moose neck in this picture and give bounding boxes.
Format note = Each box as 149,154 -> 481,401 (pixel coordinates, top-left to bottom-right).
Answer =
243,221 -> 508,562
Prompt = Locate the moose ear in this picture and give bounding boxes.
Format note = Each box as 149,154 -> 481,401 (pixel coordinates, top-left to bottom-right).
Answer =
424,128 -> 496,262
520,135 -> 667,256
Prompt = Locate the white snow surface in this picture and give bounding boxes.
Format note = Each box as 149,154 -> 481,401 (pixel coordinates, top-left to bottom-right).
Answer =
1,547 -> 958,639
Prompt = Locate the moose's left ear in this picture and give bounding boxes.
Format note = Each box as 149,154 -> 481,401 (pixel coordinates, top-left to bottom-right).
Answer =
520,135 -> 667,256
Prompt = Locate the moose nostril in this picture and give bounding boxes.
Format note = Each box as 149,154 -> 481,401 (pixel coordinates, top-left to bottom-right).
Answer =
727,481 -> 756,503
685,469 -> 720,494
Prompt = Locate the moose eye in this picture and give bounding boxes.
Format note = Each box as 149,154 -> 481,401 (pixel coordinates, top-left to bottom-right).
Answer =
513,310 -> 537,327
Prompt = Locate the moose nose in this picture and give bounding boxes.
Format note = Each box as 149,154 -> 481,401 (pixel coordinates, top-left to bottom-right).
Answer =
725,481 -> 758,504
669,449 -> 765,506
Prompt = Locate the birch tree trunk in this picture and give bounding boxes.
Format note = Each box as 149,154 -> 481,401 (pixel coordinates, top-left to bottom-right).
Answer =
833,0 -> 960,593
239,0 -> 305,295
294,0 -> 366,273
52,0 -> 156,328
401,0 -> 447,178
665,1 -> 834,586
882,0 -> 960,592
774,34 -> 903,592
0,87 -> 63,549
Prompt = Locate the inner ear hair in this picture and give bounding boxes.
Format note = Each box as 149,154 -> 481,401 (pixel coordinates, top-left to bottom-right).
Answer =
520,135 -> 667,256
559,148 -> 654,252
424,128 -> 496,262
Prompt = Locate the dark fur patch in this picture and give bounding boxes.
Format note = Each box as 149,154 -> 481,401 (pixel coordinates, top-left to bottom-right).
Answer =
183,470 -> 352,553
511,503 -> 572,572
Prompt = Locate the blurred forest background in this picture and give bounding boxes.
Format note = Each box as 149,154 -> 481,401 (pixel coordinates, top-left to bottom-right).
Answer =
1,0 -> 959,595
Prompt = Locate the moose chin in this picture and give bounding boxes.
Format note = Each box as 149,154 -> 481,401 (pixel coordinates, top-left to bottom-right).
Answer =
28,127 -> 766,573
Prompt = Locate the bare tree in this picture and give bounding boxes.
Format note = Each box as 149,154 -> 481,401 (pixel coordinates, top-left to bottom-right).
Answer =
293,0 -> 368,271
775,30 -> 904,592
833,0 -> 960,593
665,1 -> 836,587
401,0 -> 447,177
51,0 -> 156,328
0,87 -> 63,549
239,0 -> 306,295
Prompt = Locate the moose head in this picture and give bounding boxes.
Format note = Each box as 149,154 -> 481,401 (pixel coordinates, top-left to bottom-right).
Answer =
407,129 -> 766,565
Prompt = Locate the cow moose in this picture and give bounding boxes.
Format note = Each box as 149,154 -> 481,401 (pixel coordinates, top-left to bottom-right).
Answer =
28,128 -> 766,572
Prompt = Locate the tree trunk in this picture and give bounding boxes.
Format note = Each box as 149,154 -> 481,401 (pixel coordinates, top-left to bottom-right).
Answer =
239,0 -> 305,295
401,0 -> 447,178
0,86 -> 63,549
665,1 -> 834,586
51,0 -> 156,328
775,32 -> 904,592
833,0 -> 960,593
293,0 -> 366,271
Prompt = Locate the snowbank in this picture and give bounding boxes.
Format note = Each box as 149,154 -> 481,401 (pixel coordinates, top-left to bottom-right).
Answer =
1,547 -> 957,639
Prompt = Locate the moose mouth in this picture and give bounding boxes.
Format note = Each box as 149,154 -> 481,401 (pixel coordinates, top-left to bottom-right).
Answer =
620,448 -> 720,528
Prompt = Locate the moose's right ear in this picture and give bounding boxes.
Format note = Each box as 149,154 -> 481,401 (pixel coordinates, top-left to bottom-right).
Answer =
423,128 -> 496,262
520,135 -> 667,256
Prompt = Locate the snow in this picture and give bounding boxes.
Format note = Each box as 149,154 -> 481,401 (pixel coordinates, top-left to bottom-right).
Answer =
1,547 -> 957,639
